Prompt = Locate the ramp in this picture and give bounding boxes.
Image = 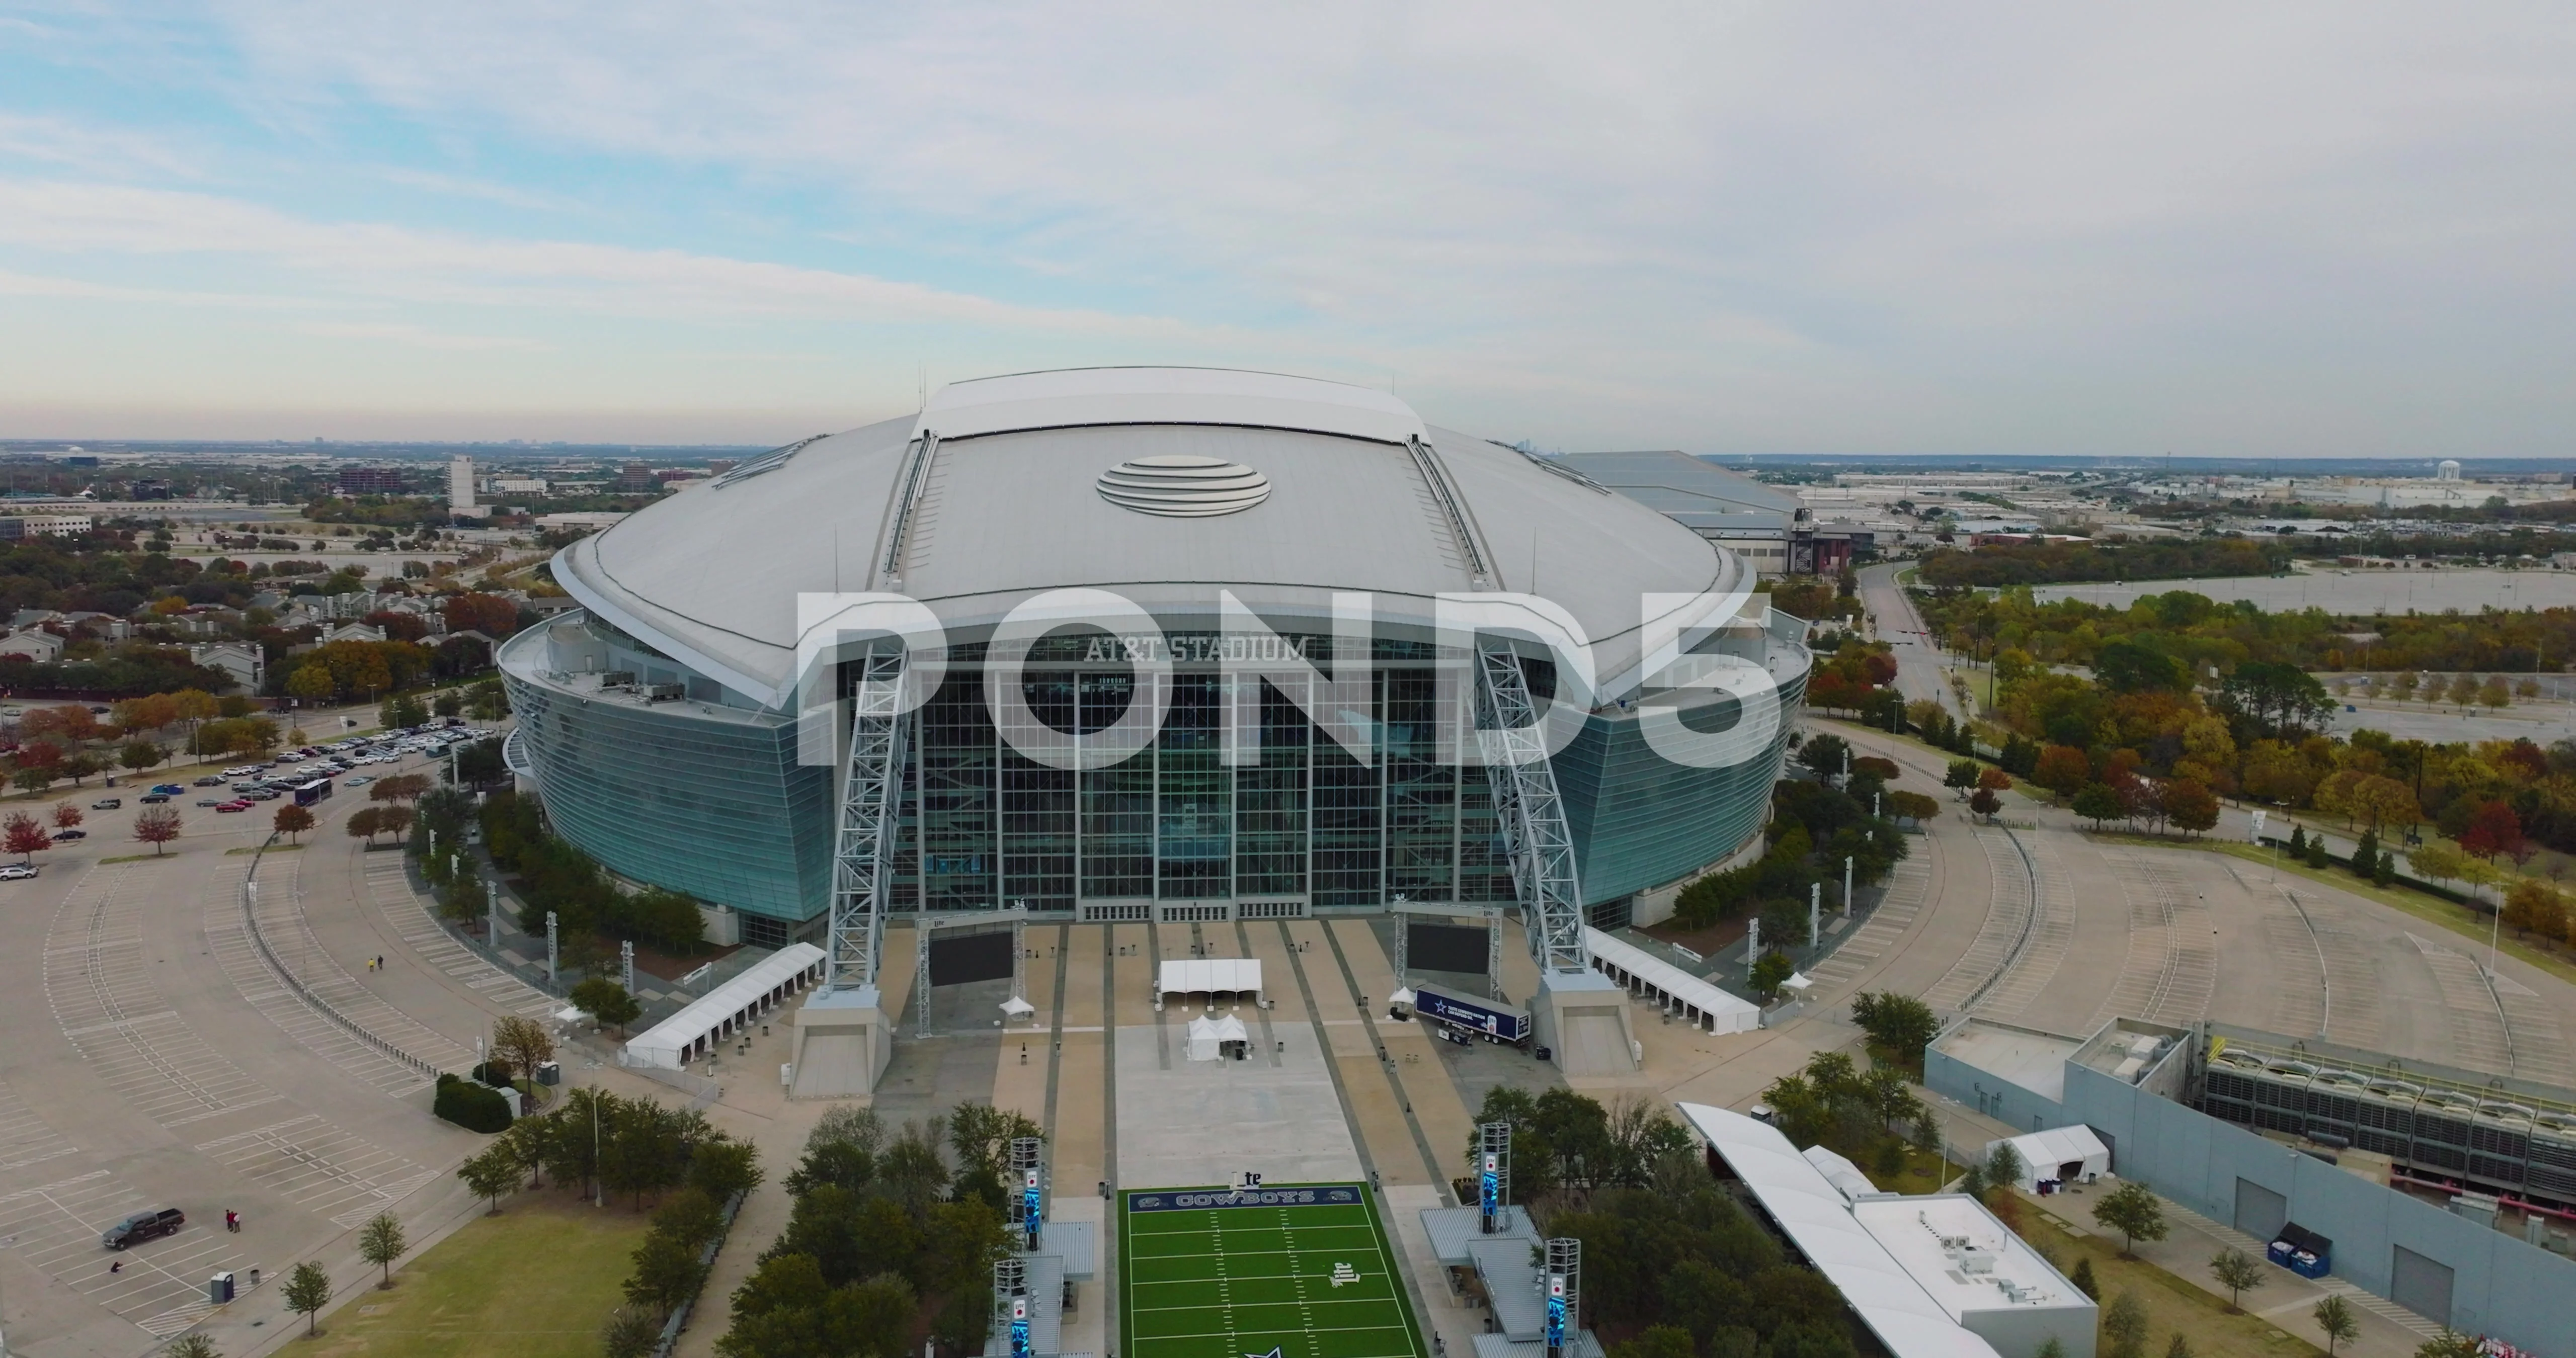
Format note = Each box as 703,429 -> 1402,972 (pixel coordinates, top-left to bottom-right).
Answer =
1556,1013 -> 1634,1077
789,1031 -> 872,1100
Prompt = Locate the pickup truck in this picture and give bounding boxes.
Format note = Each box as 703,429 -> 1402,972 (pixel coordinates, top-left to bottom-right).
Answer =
101,1208 -> 184,1249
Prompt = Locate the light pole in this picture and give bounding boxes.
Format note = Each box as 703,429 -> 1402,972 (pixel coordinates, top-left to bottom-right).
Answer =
1843,857 -> 1854,918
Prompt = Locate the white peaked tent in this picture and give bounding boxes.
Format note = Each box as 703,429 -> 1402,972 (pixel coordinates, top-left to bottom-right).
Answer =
1987,1126 -> 2111,1192
1185,1013 -> 1249,1062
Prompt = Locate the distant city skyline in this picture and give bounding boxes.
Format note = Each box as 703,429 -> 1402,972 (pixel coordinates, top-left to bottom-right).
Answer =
2,4 -> 2570,456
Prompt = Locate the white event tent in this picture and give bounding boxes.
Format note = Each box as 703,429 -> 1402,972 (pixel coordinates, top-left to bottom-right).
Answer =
1156,958 -> 1262,1005
622,943 -> 826,1071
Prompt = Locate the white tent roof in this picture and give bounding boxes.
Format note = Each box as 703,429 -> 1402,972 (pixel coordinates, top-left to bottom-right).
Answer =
1000,996 -> 1037,1018
1158,957 -> 1262,996
1801,1145 -> 1878,1204
624,943 -> 826,1070
1679,1104 -> 2005,1358
1990,1126 -> 2111,1185
1582,927 -> 1760,1034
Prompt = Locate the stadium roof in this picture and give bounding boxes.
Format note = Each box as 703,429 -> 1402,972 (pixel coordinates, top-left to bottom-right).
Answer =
1550,451 -> 1800,533
556,368 -> 1742,710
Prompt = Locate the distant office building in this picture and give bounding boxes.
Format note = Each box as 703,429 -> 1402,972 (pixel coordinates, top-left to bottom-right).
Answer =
339,466 -> 407,495
448,456 -> 475,511
612,464 -> 663,495
0,515 -> 95,540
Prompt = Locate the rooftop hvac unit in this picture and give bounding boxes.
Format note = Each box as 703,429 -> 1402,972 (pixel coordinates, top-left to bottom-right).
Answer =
601,670 -> 635,687
643,683 -> 685,702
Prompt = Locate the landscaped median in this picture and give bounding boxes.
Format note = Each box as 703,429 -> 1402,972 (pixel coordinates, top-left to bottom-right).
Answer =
310,1199 -> 649,1357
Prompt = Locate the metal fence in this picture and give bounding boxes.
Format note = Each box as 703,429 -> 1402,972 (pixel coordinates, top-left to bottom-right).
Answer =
240,833 -> 445,1080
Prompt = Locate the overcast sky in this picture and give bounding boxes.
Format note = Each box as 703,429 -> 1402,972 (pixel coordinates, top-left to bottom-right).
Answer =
2,3 -> 2569,455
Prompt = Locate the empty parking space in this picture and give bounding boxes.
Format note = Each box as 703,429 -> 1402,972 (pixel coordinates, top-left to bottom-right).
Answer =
0,1074 -> 78,1178
195,1113 -> 441,1228
43,866 -> 280,1127
203,856 -> 455,1094
364,857 -> 558,1018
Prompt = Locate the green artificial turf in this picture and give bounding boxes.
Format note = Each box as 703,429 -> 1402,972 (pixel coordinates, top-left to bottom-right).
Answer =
1120,1183 -> 1424,1358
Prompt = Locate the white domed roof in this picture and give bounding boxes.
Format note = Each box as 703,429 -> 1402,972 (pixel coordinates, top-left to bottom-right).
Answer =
556,368 -> 1736,708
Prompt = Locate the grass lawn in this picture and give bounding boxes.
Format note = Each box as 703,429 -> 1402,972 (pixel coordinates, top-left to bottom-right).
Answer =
1121,1184 -> 1424,1358
2013,1212 -> 2324,1358
305,1198 -> 648,1356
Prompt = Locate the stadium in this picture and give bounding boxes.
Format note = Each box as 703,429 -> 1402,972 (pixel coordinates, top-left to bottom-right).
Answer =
498,367 -> 1810,959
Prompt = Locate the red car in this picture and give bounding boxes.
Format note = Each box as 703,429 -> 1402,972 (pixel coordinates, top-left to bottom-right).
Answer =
215,800 -> 252,813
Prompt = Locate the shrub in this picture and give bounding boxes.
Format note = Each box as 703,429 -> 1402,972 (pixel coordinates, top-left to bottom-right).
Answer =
434,1073 -> 515,1133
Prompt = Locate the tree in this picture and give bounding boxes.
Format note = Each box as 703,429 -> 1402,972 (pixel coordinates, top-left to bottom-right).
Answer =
62,753 -> 106,786
2313,1295 -> 2359,1356
2220,660 -> 2333,738
285,665 -> 337,704
491,1016 -> 556,1092
1849,992 -> 1940,1066
2072,783 -> 2125,829
132,806 -> 182,856
119,739 -> 164,773
11,767 -> 51,796
2414,1331 -> 2481,1358
573,977 -> 646,1037
1968,788 -> 2001,820
1983,1140 -> 2024,1192
2032,745 -> 2090,800
624,1230 -> 706,1318
380,694 -> 430,730
1945,759 -> 1980,795
273,803 -> 316,843
162,1335 -> 221,1358
2102,1290 -> 2150,1358
2409,840 -> 2465,888
1797,734 -> 1852,783
2458,799 -> 2523,862
358,1211 -> 408,1288
50,800 -> 83,831
2162,780 -> 2219,837
444,592 -> 523,638
4,811 -> 50,863
1886,790 -> 1941,825
603,1307 -> 662,1358
2092,1181 -> 2168,1257
1749,951 -> 1794,999
458,1144 -> 519,1214
2165,1335 -> 2193,1358
377,805 -> 416,841
346,805 -> 384,842
2068,1256 -> 2100,1300
2350,825 -> 2379,879
2209,1247 -> 2265,1313
283,1260 -> 332,1336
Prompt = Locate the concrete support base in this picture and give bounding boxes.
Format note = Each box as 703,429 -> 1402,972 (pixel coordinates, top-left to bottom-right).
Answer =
788,986 -> 892,1098
1533,971 -> 1638,1076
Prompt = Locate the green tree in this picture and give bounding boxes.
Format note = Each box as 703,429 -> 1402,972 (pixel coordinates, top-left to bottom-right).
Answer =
458,1144 -> 519,1214
2072,783 -> 2124,828
2350,825 -> 2379,879
2068,1256 -> 2100,1300
2414,1331 -> 2481,1358
1750,950 -> 1795,999
283,1260 -> 332,1336
2164,1334 -> 2193,1358
1611,1326 -> 1697,1358
1945,759 -> 1980,794
601,1307 -> 661,1358
572,976 -> 645,1036
381,693 -> 430,729
161,1337 -> 221,1358
2102,1290 -> 2150,1358
2092,1181 -> 2168,1258
624,1231 -> 706,1318
2313,1295 -> 2358,1356
2209,1248 -> 2265,1313
358,1211 -> 407,1288
118,739 -> 163,773
1983,1140 -> 2024,1191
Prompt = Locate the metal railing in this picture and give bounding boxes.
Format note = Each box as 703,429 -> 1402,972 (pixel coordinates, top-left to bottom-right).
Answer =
240,834 -> 444,1080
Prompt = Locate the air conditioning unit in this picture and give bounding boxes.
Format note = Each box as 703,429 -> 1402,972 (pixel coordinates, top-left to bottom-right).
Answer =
643,683 -> 685,702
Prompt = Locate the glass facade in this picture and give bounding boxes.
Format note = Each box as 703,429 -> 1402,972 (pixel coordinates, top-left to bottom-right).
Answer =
506,614 -> 1805,929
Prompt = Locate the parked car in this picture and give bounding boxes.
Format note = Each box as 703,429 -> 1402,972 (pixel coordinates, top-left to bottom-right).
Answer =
245,790 -> 280,801
101,1208 -> 183,1249
91,798 -> 120,810
151,784 -> 185,795
194,799 -> 223,808
345,776 -> 372,788
54,828 -> 85,839
194,776 -> 226,786
138,794 -> 170,804
0,864 -> 37,881
215,800 -> 251,813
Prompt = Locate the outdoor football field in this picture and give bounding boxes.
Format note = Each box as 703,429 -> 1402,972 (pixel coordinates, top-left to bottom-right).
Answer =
1120,1183 -> 1425,1358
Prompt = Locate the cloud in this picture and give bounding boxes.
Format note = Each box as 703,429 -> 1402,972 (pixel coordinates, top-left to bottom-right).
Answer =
0,178 -> 1218,336
0,112 -> 204,180
295,320 -> 547,351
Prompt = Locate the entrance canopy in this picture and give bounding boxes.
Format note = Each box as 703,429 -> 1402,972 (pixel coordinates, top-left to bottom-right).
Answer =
1185,1012 -> 1250,1061
1157,958 -> 1262,1001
